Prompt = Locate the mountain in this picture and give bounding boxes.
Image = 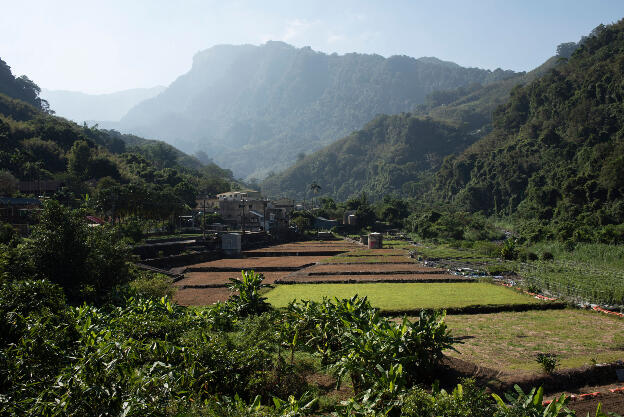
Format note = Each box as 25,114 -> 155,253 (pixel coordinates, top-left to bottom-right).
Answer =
41,86 -> 165,123
260,54 -> 562,201
112,41 -> 517,179
434,20 -> 624,240
261,113 -> 475,201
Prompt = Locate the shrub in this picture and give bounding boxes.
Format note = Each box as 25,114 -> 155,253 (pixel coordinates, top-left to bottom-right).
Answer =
402,379 -> 496,417
541,251 -> 554,261
227,270 -> 270,317
499,239 -> 518,260
536,353 -> 560,374
0,223 -> 16,245
128,271 -> 176,299
117,217 -> 145,243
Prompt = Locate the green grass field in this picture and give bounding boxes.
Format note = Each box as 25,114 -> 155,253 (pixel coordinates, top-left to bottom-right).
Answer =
445,309 -> 624,372
319,255 -> 418,264
265,282 -> 540,310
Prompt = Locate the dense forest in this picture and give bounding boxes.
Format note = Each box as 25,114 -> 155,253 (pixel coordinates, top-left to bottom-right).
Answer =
111,41 -> 517,179
435,21 -> 624,242
262,21 -> 624,246
0,57 -> 233,217
260,51 -> 561,202
261,114 -> 475,201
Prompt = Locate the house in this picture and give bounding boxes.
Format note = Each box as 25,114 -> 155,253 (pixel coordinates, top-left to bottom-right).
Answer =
314,216 -> 338,230
18,180 -> 64,195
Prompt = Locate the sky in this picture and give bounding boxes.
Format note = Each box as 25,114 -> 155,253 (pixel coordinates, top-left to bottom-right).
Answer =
2,0 -> 623,94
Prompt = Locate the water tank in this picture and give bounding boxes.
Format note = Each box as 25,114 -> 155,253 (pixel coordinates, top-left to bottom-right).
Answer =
368,233 -> 383,249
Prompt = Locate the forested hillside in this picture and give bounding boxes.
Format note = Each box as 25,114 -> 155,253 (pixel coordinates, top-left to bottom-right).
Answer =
0,58 -> 233,215
435,21 -> 624,241
261,114 -> 474,200
112,41 -> 516,179
259,53 -> 563,201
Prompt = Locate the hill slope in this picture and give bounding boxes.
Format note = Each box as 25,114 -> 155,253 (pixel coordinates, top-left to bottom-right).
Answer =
260,54 -> 562,201
434,20 -> 624,240
0,57 -> 233,210
41,86 -> 165,123
112,41 -> 516,179
261,114 -> 475,201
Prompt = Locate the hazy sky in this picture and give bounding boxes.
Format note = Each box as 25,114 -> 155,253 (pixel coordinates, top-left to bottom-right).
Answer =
2,0 -> 623,94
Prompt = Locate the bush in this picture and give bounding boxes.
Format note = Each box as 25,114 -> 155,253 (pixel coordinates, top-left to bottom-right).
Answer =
541,251 -> 554,261
0,223 -> 16,245
402,379 -> 496,417
499,239 -> 518,260
227,270 -> 270,317
536,353 -> 560,374
128,271 -> 176,299
24,200 -> 132,304
117,217 -> 145,243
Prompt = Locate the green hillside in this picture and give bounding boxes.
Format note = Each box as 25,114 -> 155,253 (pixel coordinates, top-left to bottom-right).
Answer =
261,114 -> 474,201
435,21 -> 624,241
259,55 -> 561,202
0,58 -> 233,215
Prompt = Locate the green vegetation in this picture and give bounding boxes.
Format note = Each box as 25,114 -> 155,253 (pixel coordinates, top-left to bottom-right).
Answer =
117,42 -> 516,179
0,56 -> 234,221
445,309 -> 624,372
262,114 -> 476,201
436,21 -> 624,245
265,283 -> 539,310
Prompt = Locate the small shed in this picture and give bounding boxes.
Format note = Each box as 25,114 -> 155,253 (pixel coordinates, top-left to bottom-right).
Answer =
221,233 -> 242,255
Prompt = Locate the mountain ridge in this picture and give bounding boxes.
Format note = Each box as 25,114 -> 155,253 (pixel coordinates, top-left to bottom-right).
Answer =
110,41 -> 517,179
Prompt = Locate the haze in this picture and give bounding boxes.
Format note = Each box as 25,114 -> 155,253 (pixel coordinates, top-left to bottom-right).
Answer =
3,0 -> 623,94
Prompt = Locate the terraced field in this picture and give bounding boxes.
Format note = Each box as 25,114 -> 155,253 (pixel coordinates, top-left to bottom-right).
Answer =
172,236 -> 624,395
265,282 -> 540,310
445,309 -> 624,373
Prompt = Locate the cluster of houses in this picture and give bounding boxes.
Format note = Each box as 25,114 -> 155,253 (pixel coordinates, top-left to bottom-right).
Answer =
1,182 -> 344,235
196,191 -> 296,234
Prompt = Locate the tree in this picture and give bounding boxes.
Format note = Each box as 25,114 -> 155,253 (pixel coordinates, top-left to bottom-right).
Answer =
0,170 -> 18,195
556,42 -> 578,59
25,200 -> 131,303
67,140 -> 91,179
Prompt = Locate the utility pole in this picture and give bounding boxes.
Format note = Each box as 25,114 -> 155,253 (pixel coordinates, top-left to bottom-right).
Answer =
202,198 -> 206,240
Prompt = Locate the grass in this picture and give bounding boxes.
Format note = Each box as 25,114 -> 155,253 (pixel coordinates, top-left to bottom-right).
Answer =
412,240 -> 624,304
414,243 -> 499,263
445,309 -> 624,372
265,282 -> 540,310
319,255 -> 417,264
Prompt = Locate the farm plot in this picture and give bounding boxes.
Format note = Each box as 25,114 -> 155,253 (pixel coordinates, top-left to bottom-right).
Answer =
304,263 -> 447,274
340,249 -> 408,256
188,256 -> 325,269
320,255 -> 417,264
265,282 -> 542,311
444,309 -> 624,373
276,273 -> 471,284
174,287 -> 232,306
177,271 -> 294,286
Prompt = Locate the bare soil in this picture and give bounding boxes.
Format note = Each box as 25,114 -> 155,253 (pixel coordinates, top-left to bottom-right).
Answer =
174,287 -> 232,305
176,271 -> 295,286
277,273 -> 469,283
546,383 -> 624,415
323,255 -> 418,263
304,263 -> 447,273
188,256 -> 326,268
